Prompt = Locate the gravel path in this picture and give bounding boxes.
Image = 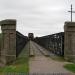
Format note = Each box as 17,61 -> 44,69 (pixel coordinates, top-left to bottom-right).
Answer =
29,41 -> 75,75
29,56 -> 75,75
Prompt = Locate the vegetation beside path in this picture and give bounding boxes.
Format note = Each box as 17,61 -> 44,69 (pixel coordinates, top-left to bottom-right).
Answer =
64,63 -> 75,73
50,54 -> 75,74
0,42 -> 29,75
50,53 -> 65,62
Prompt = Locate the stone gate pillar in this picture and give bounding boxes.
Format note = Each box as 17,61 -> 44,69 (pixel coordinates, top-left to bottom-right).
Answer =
64,22 -> 75,62
0,19 -> 16,65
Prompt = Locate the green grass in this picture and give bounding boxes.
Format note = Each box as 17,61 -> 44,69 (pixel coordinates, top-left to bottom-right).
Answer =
64,63 -> 75,73
50,55 -> 65,62
0,42 -> 29,75
0,57 -> 29,75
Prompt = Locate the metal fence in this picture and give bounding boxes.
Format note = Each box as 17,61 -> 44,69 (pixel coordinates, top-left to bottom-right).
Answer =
34,32 -> 64,56
16,31 -> 28,57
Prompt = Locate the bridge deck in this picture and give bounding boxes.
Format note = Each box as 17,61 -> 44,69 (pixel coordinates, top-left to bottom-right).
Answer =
29,41 -> 50,56
29,41 -> 74,75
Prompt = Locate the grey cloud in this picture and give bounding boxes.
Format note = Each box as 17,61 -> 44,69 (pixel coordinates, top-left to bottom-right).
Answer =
0,0 -> 75,36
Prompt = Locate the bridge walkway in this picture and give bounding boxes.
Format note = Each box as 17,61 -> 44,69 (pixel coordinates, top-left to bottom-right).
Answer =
29,40 -> 74,75
29,40 -> 50,57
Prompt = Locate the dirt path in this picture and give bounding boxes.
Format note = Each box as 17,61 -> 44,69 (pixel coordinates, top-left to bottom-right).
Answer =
29,56 -> 75,75
29,41 -> 75,75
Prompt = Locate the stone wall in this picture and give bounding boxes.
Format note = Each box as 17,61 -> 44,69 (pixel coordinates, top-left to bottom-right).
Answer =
64,22 -> 75,62
0,19 -> 16,65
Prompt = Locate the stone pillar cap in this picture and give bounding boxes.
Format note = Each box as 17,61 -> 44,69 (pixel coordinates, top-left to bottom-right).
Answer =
0,19 -> 16,25
65,21 -> 75,24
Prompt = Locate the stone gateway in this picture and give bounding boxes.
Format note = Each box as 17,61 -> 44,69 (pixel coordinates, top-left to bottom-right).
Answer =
0,19 -> 75,67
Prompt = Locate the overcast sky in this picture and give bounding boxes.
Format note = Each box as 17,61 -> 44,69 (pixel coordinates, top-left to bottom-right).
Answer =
0,0 -> 75,37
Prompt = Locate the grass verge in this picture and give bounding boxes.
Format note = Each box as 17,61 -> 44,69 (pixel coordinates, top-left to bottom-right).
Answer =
0,57 -> 29,74
0,43 -> 29,75
50,54 -> 65,62
64,63 -> 75,73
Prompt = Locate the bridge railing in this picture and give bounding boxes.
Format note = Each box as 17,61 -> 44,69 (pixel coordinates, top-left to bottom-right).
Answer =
16,31 -> 28,57
34,32 -> 64,56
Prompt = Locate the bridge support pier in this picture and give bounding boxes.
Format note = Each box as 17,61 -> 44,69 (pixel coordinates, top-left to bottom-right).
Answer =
0,19 -> 16,66
64,22 -> 75,63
